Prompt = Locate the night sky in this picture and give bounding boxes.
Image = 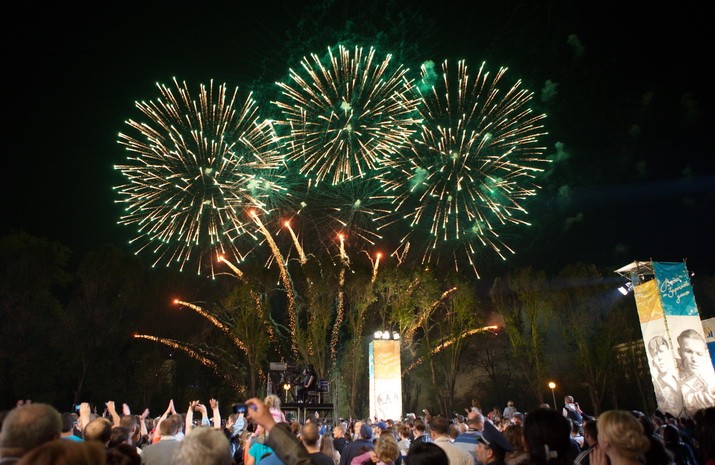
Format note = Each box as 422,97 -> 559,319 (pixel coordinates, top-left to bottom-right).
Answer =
5,1 -> 713,280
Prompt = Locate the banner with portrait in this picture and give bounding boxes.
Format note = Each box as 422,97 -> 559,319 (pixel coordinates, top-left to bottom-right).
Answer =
634,278 -> 684,416
368,340 -> 402,421
653,262 -> 715,414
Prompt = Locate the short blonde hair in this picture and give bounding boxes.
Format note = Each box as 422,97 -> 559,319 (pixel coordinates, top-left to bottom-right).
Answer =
264,394 -> 281,410
597,410 -> 650,460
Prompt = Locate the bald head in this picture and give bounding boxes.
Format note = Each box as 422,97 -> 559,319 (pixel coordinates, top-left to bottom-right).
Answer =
301,422 -> 321,448
84,417 -> 112,444
0,403 -> 62,456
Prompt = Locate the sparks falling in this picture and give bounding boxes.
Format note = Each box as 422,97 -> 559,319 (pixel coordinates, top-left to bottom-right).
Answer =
381,60 -> 549,276
273,45 -> 421,185
114,78 -> 284,276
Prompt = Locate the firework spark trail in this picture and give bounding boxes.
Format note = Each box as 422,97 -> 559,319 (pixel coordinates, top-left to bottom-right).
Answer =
401,325 -> 499,375
134,334 -> 246,392
284,221 -> 307,264
330,234 -> 350,365
249,210 -> 300,357
174,299 -> 248,352
273,45 -> 421,186
115,78 -> 284,275
381,60 -> 548,276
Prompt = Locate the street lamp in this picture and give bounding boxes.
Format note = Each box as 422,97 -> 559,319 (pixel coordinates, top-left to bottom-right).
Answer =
548,381 -> 557,410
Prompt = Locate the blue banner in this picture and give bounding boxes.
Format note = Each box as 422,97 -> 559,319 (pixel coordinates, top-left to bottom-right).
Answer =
653,262 -> 699,316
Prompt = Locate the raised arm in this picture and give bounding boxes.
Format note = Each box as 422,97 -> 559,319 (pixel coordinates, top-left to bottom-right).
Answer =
210,398 -> 221,429
106,401 -> 121,427
185,400 -> 198,433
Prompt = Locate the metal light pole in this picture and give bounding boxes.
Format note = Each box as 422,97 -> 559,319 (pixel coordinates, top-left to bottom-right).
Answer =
548,381 -> 557,410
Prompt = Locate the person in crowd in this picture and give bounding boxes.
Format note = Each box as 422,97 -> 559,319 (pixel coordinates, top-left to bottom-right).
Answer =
108,426 -> 132,449
320,432 -> 341,465
173,427 -> 232,465
244,396 -> 312,465
84,417 -> 113,447
396,424 -> 411,457
693,407 -> 715,465
60,412 -> 83,441
453,411 -> 484,461
333,423 -> 348,455
16,438 -> 107,465
662,424 -> 697,465
476,420 -> 514,465
339,422 -> 374,465
573,419 -> 598,465
428,416 -> 473,465
298,422 -> 334,465
404,441 -> 448,465
0,403 -> 63,464
522,408 -> 575,465
351,434 -> 400,465
503,424 -> 527,465
590,410 -> 651,465
636,413 -> 672,465
570,419 -> 584,449
107,442 -> 142,465
141,415 -> 181,465
503,401 -> 517,420
266,395 -> 287,424
408,419 -> 430,450
562,396 -> 585,427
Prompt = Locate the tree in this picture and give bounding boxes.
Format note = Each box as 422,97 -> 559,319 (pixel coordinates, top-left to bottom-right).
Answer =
0,232 -> 71,405
491,267 -> 553,404
553,263 -> 626,414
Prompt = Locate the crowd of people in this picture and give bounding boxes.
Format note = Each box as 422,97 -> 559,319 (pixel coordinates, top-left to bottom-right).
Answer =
0,395 -> 713,465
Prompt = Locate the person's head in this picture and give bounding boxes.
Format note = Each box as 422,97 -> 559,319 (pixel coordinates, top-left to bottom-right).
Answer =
174,427 -> 231,465
508,401 -> 514,407
468,412 -> 485,430
404,441 -> 449,465
398,424 -> 411,440
108,426 -> 131,448
564,396 -> 574,404
661,424 -> 681,446
477,421 -> 513,464
84,417 -> 113,444
0,403 -> 62,458
16,439 -> 107,465
359,423 -> 373,440
353,420 -> 364,435
106,442 -> 141,465
694,407 -> 715,463
413,418 -> 426,434
119,414 -> 138,434
523,408 -> 573,465
264,394 -> 281,410
61,412 -> 76,434
678,329 -> 708,372
159,416 -> 179,436
300,422 -> 321,448
582,420 -> 598,447
597,410 -> 650,462
375,435 -> 400,463
503,424 -> 524,452
320,433 -> 337,455
428,417 -> 450,438
333,424 -> 345,438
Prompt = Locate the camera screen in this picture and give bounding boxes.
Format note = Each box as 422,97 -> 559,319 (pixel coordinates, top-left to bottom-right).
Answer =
232,403 -> 247,414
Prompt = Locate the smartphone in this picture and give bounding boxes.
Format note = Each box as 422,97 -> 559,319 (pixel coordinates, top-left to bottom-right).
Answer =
74,404 -> 80,412
232,403 -> 247,414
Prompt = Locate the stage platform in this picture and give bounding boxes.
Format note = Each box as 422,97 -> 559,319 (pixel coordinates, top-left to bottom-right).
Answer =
282,402 -> 335,424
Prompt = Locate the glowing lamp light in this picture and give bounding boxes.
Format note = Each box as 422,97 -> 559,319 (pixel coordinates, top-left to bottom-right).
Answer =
392,331 -> 400,340
548,381 -> 556,389
374,331 -> 383,339
381,332 -> 390,340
